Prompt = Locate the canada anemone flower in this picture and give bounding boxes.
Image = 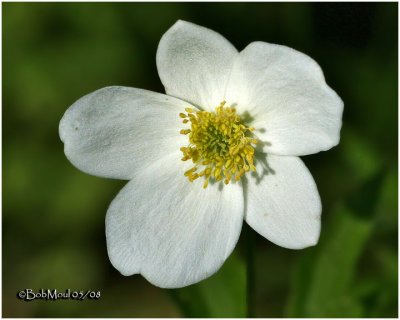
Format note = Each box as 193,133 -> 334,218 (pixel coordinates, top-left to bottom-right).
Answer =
59,20 -> 343,288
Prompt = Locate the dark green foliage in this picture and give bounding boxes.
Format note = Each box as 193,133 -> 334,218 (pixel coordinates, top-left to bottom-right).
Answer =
3,3 -> 397,317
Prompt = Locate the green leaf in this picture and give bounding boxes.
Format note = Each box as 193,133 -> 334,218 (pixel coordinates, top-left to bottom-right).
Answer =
340,127 -> 383,181
287,204 -> 372,317
170,251 -> 246,317
286,170 -> 386,317
306,205 -> 372,317
374,168 -> 398,234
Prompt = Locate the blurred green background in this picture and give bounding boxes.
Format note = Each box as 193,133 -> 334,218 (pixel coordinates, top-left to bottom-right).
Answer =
3,2 -> 397,318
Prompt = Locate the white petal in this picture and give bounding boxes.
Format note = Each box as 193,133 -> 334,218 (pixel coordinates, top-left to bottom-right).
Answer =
225,42 -> 343,156
157,20 -> 238,111
245,154 -> 321,249
59,86 -> 191,180
106,152 -> 244,288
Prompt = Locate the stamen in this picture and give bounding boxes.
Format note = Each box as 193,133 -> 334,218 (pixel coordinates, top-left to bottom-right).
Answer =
179,102 -> 258,187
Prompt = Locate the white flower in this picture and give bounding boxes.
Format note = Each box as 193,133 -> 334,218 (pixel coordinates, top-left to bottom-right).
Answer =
59,20 -> 343,288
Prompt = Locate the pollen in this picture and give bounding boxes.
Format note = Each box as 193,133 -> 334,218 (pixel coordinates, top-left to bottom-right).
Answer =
179,101 -> 258,188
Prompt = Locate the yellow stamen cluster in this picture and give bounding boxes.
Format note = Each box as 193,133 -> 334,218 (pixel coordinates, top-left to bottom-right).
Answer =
179,101 -> 258,188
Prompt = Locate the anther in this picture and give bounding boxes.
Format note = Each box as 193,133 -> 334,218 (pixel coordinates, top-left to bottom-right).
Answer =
179,102 -> 258,188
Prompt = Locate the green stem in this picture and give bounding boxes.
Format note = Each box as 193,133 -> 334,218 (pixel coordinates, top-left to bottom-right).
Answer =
245,224 -> 256,317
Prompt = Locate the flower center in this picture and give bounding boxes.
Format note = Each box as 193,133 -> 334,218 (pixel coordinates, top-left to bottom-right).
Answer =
179,101 -> 258,188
